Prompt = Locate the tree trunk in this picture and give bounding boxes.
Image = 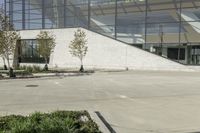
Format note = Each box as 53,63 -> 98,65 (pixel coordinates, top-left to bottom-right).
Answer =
2,57 -> 7,70
6,56 -> 10,70
79,58 -> 84,72
44,58 -> 48,71
6,56 -> 15,78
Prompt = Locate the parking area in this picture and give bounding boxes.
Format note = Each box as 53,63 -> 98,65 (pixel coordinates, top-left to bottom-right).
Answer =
0,70 -> 200,133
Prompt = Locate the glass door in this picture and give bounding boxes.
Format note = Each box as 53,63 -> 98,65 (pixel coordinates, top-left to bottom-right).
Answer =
188,45 -> 200,65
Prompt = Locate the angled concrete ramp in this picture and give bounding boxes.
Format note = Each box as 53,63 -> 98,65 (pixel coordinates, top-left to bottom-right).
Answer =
4,28 -> 192,71
81,28 -> 189,71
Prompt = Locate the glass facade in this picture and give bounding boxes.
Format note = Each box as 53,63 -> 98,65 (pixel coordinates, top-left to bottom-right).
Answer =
17,40 -> 47,63
4,0 -> 200,65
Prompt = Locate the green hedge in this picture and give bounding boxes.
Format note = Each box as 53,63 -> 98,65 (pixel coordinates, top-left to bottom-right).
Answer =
0,111 -> 101,133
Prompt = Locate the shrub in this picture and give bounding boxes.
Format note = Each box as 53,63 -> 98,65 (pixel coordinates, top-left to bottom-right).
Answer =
0,111 -> 101,133
17,65 -> 43,73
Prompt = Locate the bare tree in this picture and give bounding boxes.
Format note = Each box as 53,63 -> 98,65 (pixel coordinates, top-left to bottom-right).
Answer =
69,29 -> 88,72
36,31 -> 56,71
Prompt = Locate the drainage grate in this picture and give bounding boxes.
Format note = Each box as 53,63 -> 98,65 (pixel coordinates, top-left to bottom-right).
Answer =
25,85 -> 39,87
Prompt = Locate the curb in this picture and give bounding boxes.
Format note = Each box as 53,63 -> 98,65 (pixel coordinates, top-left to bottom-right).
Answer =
33,72 -> 91,77
89,111 -> 112,133
0,72 -> 93,81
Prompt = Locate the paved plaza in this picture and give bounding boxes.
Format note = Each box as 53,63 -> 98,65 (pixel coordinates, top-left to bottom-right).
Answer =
0,71 -> 200,133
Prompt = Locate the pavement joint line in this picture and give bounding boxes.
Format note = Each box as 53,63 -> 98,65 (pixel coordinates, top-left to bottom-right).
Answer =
95,111 -> 116,133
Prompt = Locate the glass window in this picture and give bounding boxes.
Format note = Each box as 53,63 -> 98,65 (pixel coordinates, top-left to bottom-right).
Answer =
117,0 -> 145,44
90,0 -> 115,38
19,40 -> 46,63
167,48 -> 185,60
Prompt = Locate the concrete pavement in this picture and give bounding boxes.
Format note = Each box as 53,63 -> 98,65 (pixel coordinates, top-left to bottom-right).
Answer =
0,71 -> 200,133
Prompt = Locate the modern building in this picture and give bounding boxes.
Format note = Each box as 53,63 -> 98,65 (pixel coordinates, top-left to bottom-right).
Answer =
1,0 -> 200,70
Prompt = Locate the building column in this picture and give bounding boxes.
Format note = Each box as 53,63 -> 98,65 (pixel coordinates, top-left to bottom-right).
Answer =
42,0 -> 45,29
64,0 -> 66,27
114,0 -> 117,39
9,0 -> 13,26
88,0 -> 91,29
22,0 -> 25,30
144,0 -> 148,50
178,0 -> 182,62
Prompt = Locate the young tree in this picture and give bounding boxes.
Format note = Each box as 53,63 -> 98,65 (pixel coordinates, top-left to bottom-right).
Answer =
36,31 -> 56,71
0,31 -> 20,70
0,32 -> 7,70
0,9 -> 20,72
0,9 -> 8,70
69,29 -> 88,72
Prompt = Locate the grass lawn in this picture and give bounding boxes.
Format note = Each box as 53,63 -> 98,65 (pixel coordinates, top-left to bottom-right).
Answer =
0,111 -> 101,133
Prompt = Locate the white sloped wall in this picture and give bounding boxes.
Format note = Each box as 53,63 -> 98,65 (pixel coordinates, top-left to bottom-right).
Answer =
10,27 -> 189,71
